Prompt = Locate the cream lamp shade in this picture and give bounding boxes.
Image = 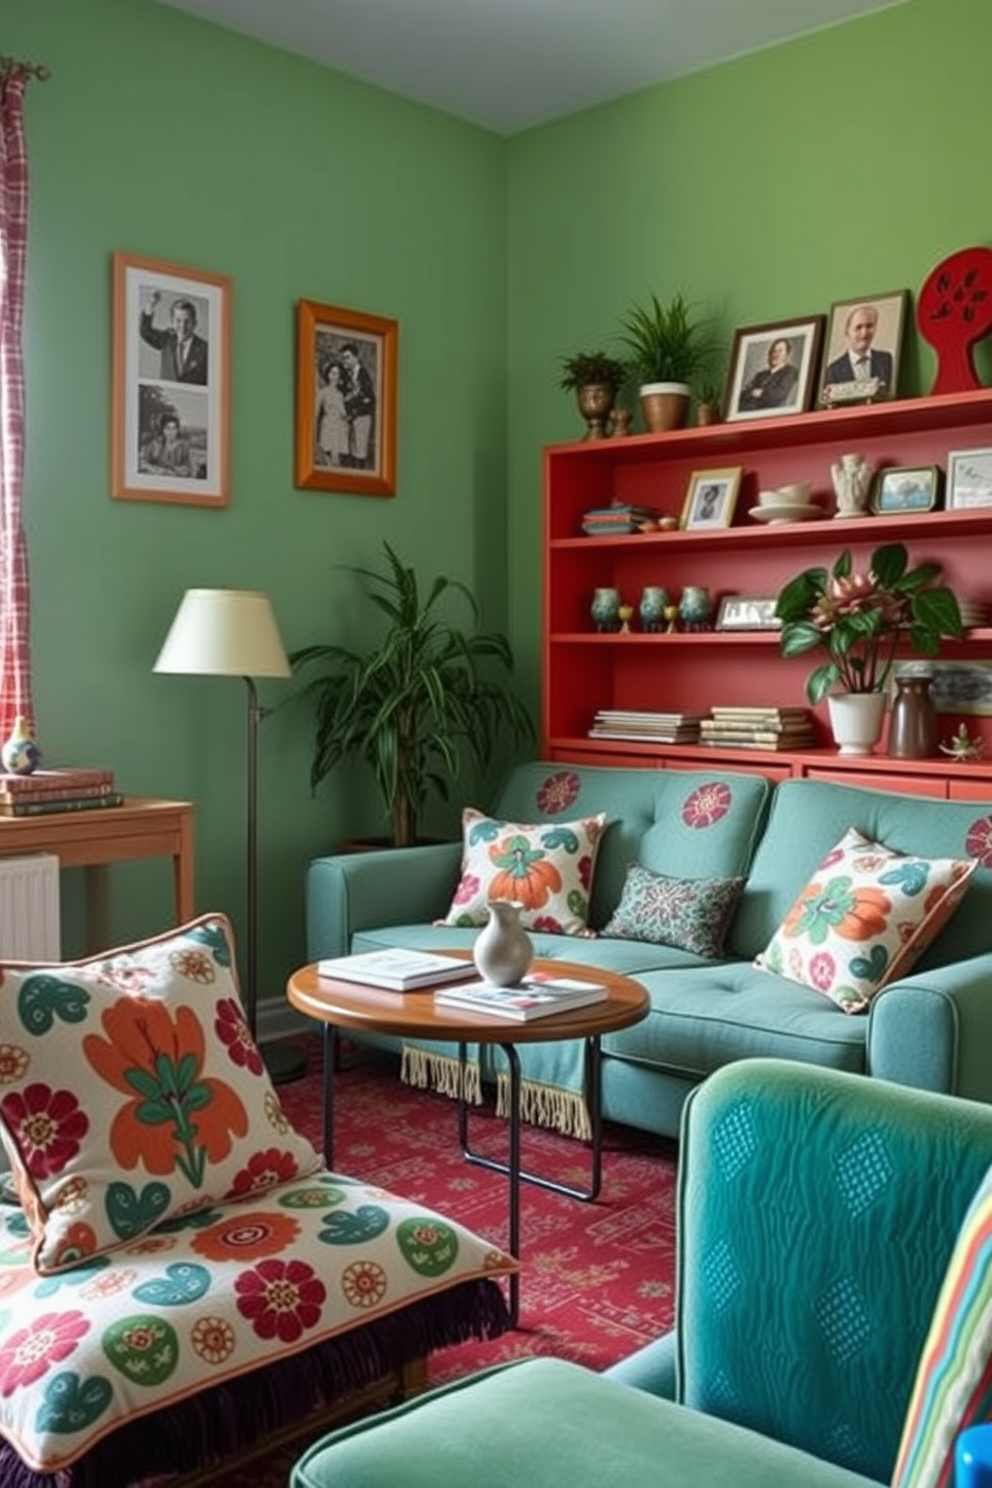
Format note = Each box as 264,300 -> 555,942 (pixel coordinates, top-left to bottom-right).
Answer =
153,589 -> 291,678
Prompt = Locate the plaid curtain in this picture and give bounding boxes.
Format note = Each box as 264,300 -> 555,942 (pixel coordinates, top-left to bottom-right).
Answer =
0,68 -> 34,743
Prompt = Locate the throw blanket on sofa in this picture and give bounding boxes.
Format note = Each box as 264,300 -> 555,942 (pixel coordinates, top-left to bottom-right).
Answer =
0,1169 -> 516,1484
400,1039 -> 592,1141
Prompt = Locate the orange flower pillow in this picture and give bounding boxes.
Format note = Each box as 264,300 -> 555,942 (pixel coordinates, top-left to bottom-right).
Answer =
439,807 -> 607,936
0,914 -> 321,1273
754,826 -> 976,1013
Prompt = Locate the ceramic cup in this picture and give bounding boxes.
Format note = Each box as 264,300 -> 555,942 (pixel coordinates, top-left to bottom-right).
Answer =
776,482 -> 812,504
758,490 -> 783,506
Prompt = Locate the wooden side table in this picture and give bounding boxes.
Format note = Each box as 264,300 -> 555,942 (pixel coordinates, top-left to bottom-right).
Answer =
0,796 -> 195,951
286,957 -> 649,1324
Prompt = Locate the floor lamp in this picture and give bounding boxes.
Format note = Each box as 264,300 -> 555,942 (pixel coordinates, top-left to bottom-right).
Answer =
154,588 -> 307,1084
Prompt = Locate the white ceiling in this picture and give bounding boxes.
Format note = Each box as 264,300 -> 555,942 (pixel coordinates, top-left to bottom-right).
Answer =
154,0 -> 910,135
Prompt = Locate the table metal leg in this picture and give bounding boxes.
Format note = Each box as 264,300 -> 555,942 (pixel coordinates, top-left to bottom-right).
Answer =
321,1023 -> 338,1167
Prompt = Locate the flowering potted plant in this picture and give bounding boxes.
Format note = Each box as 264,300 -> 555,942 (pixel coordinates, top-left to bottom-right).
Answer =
775,542 -> 963,755
775,541 -> 963,704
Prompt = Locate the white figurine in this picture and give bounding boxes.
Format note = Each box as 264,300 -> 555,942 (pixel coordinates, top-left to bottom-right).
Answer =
831,452 -> 874,518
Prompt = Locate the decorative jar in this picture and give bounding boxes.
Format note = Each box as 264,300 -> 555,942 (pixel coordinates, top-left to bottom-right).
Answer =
473,901 -> 534,987
591,587 -> 621,632
1,716 -> 40,775
639,587 -> 668,633
888,672 -> 939,758
678,585 -> 713,631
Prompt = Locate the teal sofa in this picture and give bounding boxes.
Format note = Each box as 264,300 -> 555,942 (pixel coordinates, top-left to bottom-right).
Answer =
291,1059 -> 992,1488
305,762 -> 992,1140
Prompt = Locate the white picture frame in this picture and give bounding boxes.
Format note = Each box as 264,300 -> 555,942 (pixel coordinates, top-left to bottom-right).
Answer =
947,447 -> 992,510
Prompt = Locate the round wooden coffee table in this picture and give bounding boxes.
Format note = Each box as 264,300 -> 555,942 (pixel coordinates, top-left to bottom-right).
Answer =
286,956 -> 648,1324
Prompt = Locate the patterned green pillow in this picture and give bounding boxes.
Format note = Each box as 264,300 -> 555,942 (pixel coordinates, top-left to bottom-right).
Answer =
754,826 -> 977,1013
439,806 -> 607,936
602,863 -> 745,958
892,1162 -> 992,1488
0,914 -> 322,1273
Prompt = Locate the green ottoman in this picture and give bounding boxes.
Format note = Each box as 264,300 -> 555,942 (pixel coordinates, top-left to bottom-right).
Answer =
290,1357 -> 881,1488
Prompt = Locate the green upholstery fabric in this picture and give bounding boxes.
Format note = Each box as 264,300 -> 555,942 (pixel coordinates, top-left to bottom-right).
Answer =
674,1060 -> 992,1484
291,1356 -> 881,1488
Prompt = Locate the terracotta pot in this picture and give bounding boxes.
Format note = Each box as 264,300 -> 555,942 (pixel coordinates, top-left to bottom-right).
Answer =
638,381 -> 691,433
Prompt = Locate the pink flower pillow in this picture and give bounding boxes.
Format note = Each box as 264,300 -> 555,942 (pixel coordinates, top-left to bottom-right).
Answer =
439,807 -> 607,936
0,914 -> 322,1273
754,826 -> 977,1013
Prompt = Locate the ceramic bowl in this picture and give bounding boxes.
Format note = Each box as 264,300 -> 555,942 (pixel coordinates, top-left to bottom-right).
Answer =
776,482 -> 812,504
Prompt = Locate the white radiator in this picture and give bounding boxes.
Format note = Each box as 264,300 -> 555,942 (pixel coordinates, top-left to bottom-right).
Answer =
0,854 -> 61,961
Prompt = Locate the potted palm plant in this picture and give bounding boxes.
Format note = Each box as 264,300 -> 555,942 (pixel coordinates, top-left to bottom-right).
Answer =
618,291 -> 719,432
558,351 -> 628,440
290,541 -> 534,847
774,541 -> 962,754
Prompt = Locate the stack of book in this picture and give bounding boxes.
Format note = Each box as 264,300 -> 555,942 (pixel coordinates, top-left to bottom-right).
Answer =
581,503 -> 660,535
434,973 -> 609,1022
958,598 -> 991,629
589,709 -> 705,744
0,768 -> 123,818
317,947 -> 474,991
699,706 -> 817,751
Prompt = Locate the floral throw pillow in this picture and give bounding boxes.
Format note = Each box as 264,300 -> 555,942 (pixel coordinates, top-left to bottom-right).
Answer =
439,807 -> 607,936
754,826 -> 977,1013
0,913 -> 322,1273
602,864 -> 745,958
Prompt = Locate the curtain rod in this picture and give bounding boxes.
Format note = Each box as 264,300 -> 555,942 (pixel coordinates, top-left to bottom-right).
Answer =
0,54 -> 51,82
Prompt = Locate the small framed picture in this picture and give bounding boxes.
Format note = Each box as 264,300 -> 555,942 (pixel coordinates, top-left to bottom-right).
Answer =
715,594 -> 781,631
681,467 -> 743,530
819,290 -> 908,407
947,447 -> 992,510
295,298 -> 398,496
111,252 -> 230,507
870,465 -> 943,515
724,316 -> 825,423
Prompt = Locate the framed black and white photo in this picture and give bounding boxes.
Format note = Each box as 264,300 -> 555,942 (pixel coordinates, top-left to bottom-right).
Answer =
715,594 -> 781,631
870,464 -> 943,515
947,447 -> 992,510
724,316 -> 825,423
680,467 -> 742,530
111,252 -> 230,507
295,299 -> 398,496
819,290 -> 908,407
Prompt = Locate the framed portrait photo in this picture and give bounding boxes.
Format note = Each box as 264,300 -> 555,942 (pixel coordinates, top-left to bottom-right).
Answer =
111,252 -> 230,507
947,447 -> 992,510
681,467 -> 743,530
295,299 -> 398,496
724,315 -> 825,423
819,289 -> 908,407
870,464 -> 943,515
715,594 -> 781,631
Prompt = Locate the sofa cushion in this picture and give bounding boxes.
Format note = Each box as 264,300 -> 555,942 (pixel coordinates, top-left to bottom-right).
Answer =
892,1161 -> 992,1488
291,1356 -> 881,1488
602,864 -> 745,958
439,805 -> 606,935
0,914 -> 323,1273
730,779 -> 992,964
753,826 -> 976,1013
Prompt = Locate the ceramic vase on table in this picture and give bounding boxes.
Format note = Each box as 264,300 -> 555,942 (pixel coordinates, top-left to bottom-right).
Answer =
473,900 -> 534,988
827,693 -> 886,756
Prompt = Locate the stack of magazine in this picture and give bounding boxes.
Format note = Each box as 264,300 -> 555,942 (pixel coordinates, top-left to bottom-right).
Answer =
434,973 -> 609,1022
316,948 -> 474,991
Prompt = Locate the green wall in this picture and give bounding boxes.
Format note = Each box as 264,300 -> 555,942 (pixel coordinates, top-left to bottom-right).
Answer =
4,0 -> 509,1022
3,0 -> 990,1030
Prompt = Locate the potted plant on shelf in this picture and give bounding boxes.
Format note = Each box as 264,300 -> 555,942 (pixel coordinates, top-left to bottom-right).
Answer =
695,381 -> 723,427
290,541 -> 535,848
774,541 -> 963,755
618,291 -> 719,433
558,351 -> 628,440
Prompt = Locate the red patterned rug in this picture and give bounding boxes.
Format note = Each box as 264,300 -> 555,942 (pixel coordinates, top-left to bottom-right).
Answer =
180,1035 -> 678,1486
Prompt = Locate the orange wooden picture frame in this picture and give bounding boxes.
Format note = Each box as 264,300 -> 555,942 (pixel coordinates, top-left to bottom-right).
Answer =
295,298 -> 398,497
111,252 -> 231,508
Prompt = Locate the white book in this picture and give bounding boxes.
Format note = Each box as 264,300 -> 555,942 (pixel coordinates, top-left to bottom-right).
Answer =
317,948 -> 473,991
434,976 -> 609,1021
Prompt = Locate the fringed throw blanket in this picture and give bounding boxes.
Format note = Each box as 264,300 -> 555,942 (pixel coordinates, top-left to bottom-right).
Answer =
400,1038 -> 592,1142
0,1170 -> 516,1484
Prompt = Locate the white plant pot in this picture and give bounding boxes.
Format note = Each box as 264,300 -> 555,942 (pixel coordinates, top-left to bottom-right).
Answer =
827,693 -> 886,756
